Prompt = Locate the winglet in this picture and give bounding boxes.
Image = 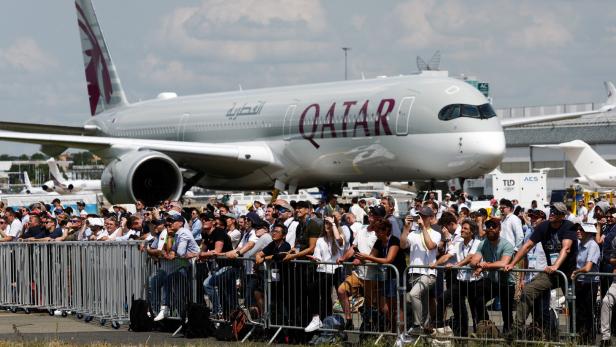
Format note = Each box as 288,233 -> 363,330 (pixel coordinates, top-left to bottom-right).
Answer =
601,81 -> 616,112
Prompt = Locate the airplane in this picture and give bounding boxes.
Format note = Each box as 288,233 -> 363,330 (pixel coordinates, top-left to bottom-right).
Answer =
533,140 -> 616,190
41,158 -> 101,194
20,171 -> 49,195
0,0 -> 614,206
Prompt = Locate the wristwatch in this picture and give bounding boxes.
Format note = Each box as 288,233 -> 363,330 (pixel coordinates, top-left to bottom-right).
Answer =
236,250 -> 241,257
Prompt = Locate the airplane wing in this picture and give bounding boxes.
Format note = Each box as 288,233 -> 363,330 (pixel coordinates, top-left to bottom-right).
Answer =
0,121 -> 95,135
0,130 -> 278,176
500,81 -> 616,128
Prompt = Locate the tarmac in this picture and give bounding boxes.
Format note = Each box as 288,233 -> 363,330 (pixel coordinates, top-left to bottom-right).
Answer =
0,311 -> 232,346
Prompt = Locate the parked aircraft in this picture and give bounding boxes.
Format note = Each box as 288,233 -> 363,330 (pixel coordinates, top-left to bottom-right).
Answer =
41,158 -> 101,194
0,0 -> 614,205
534,139 -> 616,190
20,171 -> 48,195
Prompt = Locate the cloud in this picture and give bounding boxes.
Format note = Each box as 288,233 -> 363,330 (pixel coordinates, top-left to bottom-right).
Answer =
0,37 -> 57,72
158,0 -> 330,63
507,12 -> 573,48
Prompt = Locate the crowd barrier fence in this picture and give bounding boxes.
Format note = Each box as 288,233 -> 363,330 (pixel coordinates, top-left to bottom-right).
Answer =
3,242 -> 616,345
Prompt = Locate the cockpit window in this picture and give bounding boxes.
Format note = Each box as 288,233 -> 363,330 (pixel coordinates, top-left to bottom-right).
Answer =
438,103 -> 497,121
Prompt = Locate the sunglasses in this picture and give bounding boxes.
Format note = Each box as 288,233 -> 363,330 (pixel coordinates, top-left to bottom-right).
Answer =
485,222 -> 500,229
0,221 -> 5,224
70,219 -> 80,223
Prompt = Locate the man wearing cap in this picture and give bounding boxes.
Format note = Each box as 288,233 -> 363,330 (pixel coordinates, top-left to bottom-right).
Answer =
471,217 -> 515,334
274,201 -> 298,248
504,202 -> 577,338
199,212 -> 235,318
152,213 -> 199,321
572,223 -> 600,343
400,206 -> 441,334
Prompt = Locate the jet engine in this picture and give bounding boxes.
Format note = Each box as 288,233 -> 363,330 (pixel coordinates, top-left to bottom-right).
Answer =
101,151 -> 183,205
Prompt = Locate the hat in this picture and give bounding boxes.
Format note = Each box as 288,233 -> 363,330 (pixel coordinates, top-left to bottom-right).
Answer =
550,202 -> 567,215
476,208 -> 488,217
199,212 -> 215,221
88,218 -> 104,227
223,212 -> 237,219
151,219 -> 165,226
165,214 -> 184,223
246,202 -> 253,210
369,205 -> 387,217
295,200 -> 312,209
485,218 -> 501,229
582,223 -> 597,233
169,201 -> 182,209
246,214 -> 263,225
276,201 -> 294,213
167,210 -> 181,216
445,193 -> 451,198
76,201 -> 85,207
418,206 -> 434,217
113,205 -> 126,211
489,198 -> 497,205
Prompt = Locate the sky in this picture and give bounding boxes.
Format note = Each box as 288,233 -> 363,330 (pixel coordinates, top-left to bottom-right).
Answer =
0,0 -> 615,155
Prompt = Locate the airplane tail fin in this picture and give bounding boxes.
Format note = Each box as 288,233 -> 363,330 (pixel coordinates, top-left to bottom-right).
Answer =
75,0 -> 128,116
47,159 -> 67,187
602,81 -> 616,112
23,171 -> 33,191
535,140 -> 615,178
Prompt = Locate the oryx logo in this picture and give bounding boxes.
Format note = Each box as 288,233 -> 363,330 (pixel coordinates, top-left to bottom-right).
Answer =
76,3 -> 113,116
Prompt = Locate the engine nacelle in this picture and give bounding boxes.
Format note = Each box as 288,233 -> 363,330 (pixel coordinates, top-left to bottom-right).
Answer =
101,151 -> 183,205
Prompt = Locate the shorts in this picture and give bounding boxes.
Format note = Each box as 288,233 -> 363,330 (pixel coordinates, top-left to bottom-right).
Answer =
338,272 -> 378,305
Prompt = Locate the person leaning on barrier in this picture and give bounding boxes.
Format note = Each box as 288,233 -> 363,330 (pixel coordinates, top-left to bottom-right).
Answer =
87,218 -> 107,241
304,215 -> 345,332
199,212 -> 235,319
597,207 -> 616,298
0,208 -> 22,242
470,218 -> 515,334
273,200 -> 297,248
504,202 -> 577,339
255,223 -> 291,323
355,218 -> 405,333
572,223 -> 600,344
336,206 -> 381,331
599,217 -> 616,346
140,218 -> 166,254
152,213 -> 200,321
400,206 -> 441,335
21,214 -> 46,240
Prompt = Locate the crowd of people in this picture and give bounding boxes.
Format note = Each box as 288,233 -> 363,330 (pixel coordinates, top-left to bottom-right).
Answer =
2,193 -> 616,345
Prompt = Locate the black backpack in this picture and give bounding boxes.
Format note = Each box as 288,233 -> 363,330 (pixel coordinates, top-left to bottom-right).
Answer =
182,302 -> 215,338
129,298 -> 154,332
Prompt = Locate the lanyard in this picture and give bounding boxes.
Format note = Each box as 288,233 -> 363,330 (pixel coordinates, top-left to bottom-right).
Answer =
462,239 -> 475,259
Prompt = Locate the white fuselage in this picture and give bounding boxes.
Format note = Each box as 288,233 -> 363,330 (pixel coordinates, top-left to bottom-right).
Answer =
85,74 -> 506,190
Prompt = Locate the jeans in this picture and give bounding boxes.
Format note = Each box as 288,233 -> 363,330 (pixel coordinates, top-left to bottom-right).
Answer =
475,278 -> 515,333
203,266 -> 236,315
449,280 -> 483,336
148,266 -> 189,308
406,274 -> 436,327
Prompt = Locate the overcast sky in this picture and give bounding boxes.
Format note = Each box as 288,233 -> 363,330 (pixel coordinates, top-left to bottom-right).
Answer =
1,0 -> 615,155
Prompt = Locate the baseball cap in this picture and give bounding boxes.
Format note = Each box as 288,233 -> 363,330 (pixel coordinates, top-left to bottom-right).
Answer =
295,200 -> 312,209
223,213 -> 237,219
276,201 -> 294,213
151,219 -> 165,226
369,205 -> 387,217
418,206 -> 434,217
165,214 -> 184,223
550,202 -> 567,215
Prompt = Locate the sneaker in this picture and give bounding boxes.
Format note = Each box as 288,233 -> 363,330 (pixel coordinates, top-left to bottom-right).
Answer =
350,296 -> 364,312
305,315 -> 323,332
153,306 -> 169,322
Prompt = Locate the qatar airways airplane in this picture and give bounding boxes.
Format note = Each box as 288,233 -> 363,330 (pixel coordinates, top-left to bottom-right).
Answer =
0,0 -> 613,205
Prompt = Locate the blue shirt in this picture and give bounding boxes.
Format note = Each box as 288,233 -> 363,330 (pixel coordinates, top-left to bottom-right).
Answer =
577,238 -> 600,282
172,227 -> 200,257
191,218 -> 202,242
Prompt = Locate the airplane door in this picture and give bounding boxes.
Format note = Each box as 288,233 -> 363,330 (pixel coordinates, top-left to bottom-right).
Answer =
282,105 -> 297,140
178,113 -> 190,141
395,96 -> 415,135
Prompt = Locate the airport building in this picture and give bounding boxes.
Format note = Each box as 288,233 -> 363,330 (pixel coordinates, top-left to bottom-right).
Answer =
498,102 -> 616,193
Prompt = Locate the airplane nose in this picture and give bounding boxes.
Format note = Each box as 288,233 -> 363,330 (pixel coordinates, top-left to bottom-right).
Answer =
475,131 -> 506,171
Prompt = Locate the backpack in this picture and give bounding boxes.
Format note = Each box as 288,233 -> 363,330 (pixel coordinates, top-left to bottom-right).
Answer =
129,298 -> 154,332
230,308 -> 250,340
309,314 -> 345,345
472,320 -> 500,339
182,302 -> 215,338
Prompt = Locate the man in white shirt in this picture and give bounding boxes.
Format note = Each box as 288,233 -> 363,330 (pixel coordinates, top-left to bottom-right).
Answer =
577,200 -> 589,222
499,199 -> 524,251
350,197 -> 367,225
0,209 -> 22,241
223,213 -> 241,249
400,206 -> 441,333
586,201 -> 597,224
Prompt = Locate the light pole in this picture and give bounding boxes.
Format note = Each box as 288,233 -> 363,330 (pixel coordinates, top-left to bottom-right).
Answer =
342,47 -> 351,80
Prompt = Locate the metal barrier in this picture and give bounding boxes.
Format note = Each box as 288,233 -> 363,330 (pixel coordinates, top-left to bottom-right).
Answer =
263,259 -> 402,344
0,241 -> 147,328
401,264 -> 573,344
572,272 -> 616,345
